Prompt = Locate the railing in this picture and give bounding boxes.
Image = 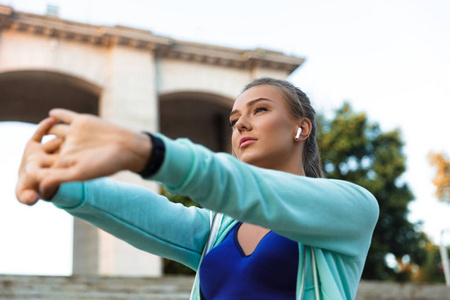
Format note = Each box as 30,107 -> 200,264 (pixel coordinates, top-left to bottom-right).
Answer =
440,229 -> 450,286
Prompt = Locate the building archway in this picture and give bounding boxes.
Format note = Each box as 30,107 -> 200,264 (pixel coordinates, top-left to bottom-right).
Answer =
0,69 -> 102,276
0,70 -> 101,123
159,91 -> 234,153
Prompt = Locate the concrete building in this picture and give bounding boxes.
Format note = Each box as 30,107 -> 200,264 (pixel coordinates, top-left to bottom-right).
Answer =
0,5 -> 304,277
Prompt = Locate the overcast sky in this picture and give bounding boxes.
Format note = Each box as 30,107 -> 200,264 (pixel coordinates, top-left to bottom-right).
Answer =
1,0 -> 449,275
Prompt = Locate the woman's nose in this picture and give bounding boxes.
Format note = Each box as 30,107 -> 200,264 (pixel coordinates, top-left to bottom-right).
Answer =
236,116 -> 251,132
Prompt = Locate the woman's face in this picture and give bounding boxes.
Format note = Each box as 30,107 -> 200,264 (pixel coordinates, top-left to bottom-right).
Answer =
230,85 -> 300,170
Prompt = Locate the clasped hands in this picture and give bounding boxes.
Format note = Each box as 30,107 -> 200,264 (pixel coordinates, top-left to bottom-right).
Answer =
15,109 -> 152,206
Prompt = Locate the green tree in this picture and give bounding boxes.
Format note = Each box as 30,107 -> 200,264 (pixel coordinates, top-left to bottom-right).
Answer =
318,102 -> 428,281
160,186 -> 197,275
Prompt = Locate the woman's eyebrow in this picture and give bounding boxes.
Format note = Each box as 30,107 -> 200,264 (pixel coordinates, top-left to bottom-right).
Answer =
229,98 -> 274,118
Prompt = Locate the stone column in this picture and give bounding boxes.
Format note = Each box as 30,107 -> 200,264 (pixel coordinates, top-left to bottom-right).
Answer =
73,43 -> 162,277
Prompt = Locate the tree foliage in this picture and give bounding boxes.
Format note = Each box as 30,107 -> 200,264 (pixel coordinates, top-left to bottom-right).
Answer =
428,152 -> 450,203
160,186 -> 197,275
317,102 -> 428,281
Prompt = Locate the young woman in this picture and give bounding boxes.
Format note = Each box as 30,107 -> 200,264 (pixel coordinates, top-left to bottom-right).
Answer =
16,78 -> 379,299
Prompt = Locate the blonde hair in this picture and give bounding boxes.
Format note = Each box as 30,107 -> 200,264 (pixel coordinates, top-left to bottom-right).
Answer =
242,78 -> 323,178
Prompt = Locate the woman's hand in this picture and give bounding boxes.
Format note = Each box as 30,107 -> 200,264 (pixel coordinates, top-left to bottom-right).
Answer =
16,117 -> 61,205
38,109 -> 152,194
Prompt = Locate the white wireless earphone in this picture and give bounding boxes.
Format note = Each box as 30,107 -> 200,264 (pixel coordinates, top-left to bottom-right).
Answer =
295,127 -> 302,140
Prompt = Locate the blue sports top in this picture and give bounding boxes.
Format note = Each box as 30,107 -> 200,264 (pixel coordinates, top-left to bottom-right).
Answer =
199,222 -> 299,300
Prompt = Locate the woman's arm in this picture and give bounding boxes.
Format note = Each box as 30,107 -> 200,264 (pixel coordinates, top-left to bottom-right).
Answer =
151,136 -> 380,257
51,178 -> 211,270
34,110 -> 378,257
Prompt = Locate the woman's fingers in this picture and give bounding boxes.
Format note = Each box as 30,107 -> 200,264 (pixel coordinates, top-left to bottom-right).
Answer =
16,167 -> 40,205
43,136 -> 63,153
41,153 -> 58,168
48,124 -> 69,139
24,152 -> 57,169
16,114 -> 75,206
31,117 -> 57,142
39,185 -> 59,201
49,108 -> 79,124
16,118 -> 63,205
39,167 -> 80,194
51,151 -> 76,169
16,188 -> 39,206
16,154 -> 61,204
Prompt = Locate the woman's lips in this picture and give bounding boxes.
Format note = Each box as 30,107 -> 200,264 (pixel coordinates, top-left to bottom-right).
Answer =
239,136 -> 257,149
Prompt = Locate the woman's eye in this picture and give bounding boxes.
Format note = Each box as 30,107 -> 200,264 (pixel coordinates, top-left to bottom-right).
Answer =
254,107 -> 267,114
229,119 -> 237,127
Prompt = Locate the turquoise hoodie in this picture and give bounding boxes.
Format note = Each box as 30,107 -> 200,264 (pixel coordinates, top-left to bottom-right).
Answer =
51,135 -> 379,300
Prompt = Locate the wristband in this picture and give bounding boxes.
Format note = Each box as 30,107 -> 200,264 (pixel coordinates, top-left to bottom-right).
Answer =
138,132 -> 166,178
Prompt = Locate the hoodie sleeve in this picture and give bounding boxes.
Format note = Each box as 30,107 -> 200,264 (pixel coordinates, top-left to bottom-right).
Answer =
150,135 -> 380,257
51,177 -> 210,270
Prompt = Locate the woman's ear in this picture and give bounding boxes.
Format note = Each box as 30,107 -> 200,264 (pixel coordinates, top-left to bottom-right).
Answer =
294,118 -> 312,141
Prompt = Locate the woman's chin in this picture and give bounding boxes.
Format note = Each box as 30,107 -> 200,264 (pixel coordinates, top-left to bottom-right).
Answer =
238,153 -> 266,168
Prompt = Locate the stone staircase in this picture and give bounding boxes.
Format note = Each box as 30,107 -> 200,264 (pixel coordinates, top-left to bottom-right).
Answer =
356,280 -> 450,300
0,275 -> 194,299
1,275 -> 449,299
